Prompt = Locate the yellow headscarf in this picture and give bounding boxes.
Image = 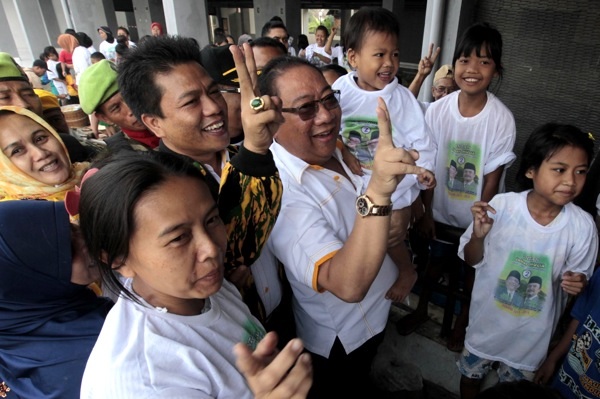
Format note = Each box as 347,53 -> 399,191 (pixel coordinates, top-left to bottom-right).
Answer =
0,106 -> 88,201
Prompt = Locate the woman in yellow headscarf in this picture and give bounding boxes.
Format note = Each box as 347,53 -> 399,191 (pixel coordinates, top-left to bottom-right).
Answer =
0,106 -> 88,201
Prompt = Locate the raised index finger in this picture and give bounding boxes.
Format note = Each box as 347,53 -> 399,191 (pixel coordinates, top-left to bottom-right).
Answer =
375,97 -> 394,148
430,46 -> 441,64
230,43 -> 258,104
426,43 -> 435,58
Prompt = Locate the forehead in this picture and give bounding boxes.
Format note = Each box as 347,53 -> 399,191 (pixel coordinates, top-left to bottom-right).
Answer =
154,62 -> 212,89
0,112 -> 43,136
0,80 -> 31,92
252,47 -> 285,69
435,77 -> 455,86
268,27 -> 288,37
360,30 -> 398,48
274,65 -> 327,97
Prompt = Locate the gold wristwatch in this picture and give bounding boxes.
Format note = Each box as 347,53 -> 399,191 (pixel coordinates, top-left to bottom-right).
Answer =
355,194 -> 392,217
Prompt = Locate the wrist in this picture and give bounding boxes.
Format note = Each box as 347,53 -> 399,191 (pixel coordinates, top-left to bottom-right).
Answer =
363,189 -> 391,207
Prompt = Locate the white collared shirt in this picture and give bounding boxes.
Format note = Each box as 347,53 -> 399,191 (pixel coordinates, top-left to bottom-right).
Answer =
263,142 -> 398,357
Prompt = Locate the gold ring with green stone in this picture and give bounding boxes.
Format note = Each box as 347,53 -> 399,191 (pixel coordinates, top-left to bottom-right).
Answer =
250,97 -> 265,111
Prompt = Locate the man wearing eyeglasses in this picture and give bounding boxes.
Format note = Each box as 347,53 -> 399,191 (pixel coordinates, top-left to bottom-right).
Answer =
431,64 -> 457,101
261,20 -> 296,56
253,56 -> 425,398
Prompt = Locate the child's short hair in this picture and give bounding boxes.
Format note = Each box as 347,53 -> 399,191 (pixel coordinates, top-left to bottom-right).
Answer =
32,59 -> 47,70
90,52 -> 105,61
43,46 -> 59,59
452,22 -> 503,78
516,123 -> 594,190
315,25 -> 329,37
343,7 -> 399,53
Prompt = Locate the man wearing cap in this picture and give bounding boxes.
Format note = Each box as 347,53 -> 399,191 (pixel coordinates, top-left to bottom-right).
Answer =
495,270 -> 524,306
431,64 -> 457,101
523,276 -> 544,311
23,60 -> 52,91
78,59 -> 159,152
199,45 -> 244,144
0,52 -> 92,162
117,35 -> 283,324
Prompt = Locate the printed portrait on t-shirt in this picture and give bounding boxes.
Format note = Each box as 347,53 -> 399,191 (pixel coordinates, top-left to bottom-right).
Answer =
445,141 -> 481,199
341,118 -> 379,169
494,250 -> 550,316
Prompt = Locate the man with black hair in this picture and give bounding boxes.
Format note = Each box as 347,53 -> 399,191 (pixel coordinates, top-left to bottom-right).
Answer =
250,37 -> 287,70
261,20 -> 295,55
117,35 -> 283,324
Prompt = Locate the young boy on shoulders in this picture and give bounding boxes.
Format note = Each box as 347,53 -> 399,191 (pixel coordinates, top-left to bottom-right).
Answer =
332,7 -> 436,304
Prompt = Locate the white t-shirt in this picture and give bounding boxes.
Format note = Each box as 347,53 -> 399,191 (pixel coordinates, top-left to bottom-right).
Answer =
46,59 -> 68,96
264,141 -> 398,358
426,90 -> 516,228
333,72 -> 435,209
72,46 -> 91,85
99,40 -> 117,61
80,280 -> 265,398
458,191 -> 598,371
304,43 -> 331,66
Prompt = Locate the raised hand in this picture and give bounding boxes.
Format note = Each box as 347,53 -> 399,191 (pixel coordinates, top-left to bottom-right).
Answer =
234,332 -> 312,399
369,98 -> 426,200
471,201 -> 496,238
230,44 -> 284,155
417,43 -> 441,77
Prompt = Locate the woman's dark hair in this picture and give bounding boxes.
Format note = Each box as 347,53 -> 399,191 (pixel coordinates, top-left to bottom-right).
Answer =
76,32 -> 94,48
118,35 -> 203,120
117,26 -> 130,36
115,43 -> 129,56
79,151 -> 211,302
453,22 -> 503,79
258,56 -> 319,97
516,123 -> 594,190
116,35 -> 128,46
343,7 -> 399,53
298,34 -> 309,50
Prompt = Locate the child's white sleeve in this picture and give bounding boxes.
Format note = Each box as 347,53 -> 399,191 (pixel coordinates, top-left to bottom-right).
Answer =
563,212 -> 598,279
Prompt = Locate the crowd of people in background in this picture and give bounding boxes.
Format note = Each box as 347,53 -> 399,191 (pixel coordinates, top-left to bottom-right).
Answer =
0,7 -> 598,399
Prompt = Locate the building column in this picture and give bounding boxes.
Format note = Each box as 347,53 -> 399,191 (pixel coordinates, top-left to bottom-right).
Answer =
63,0 -> 117,44
132,0 -> 166,38
252,0 -> 300,40
162,0 -> 210,47
1,0 -> 50,65
418,0 -> 477,101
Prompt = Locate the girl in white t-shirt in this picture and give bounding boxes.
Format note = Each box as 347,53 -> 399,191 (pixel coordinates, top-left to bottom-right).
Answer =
77,152 -> 311,399
457,123 -> 597,399
399,23 -> 516,351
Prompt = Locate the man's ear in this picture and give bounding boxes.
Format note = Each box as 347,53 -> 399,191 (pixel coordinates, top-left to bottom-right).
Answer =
141,113 -> 166,138
346,48 -> 357,69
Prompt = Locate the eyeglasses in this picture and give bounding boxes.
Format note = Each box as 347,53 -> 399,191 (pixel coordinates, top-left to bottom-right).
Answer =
432,85 -> 456,95
281,90 -> 340,121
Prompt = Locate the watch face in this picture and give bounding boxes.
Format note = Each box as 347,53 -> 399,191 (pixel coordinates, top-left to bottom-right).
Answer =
357,197 -> 369,216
